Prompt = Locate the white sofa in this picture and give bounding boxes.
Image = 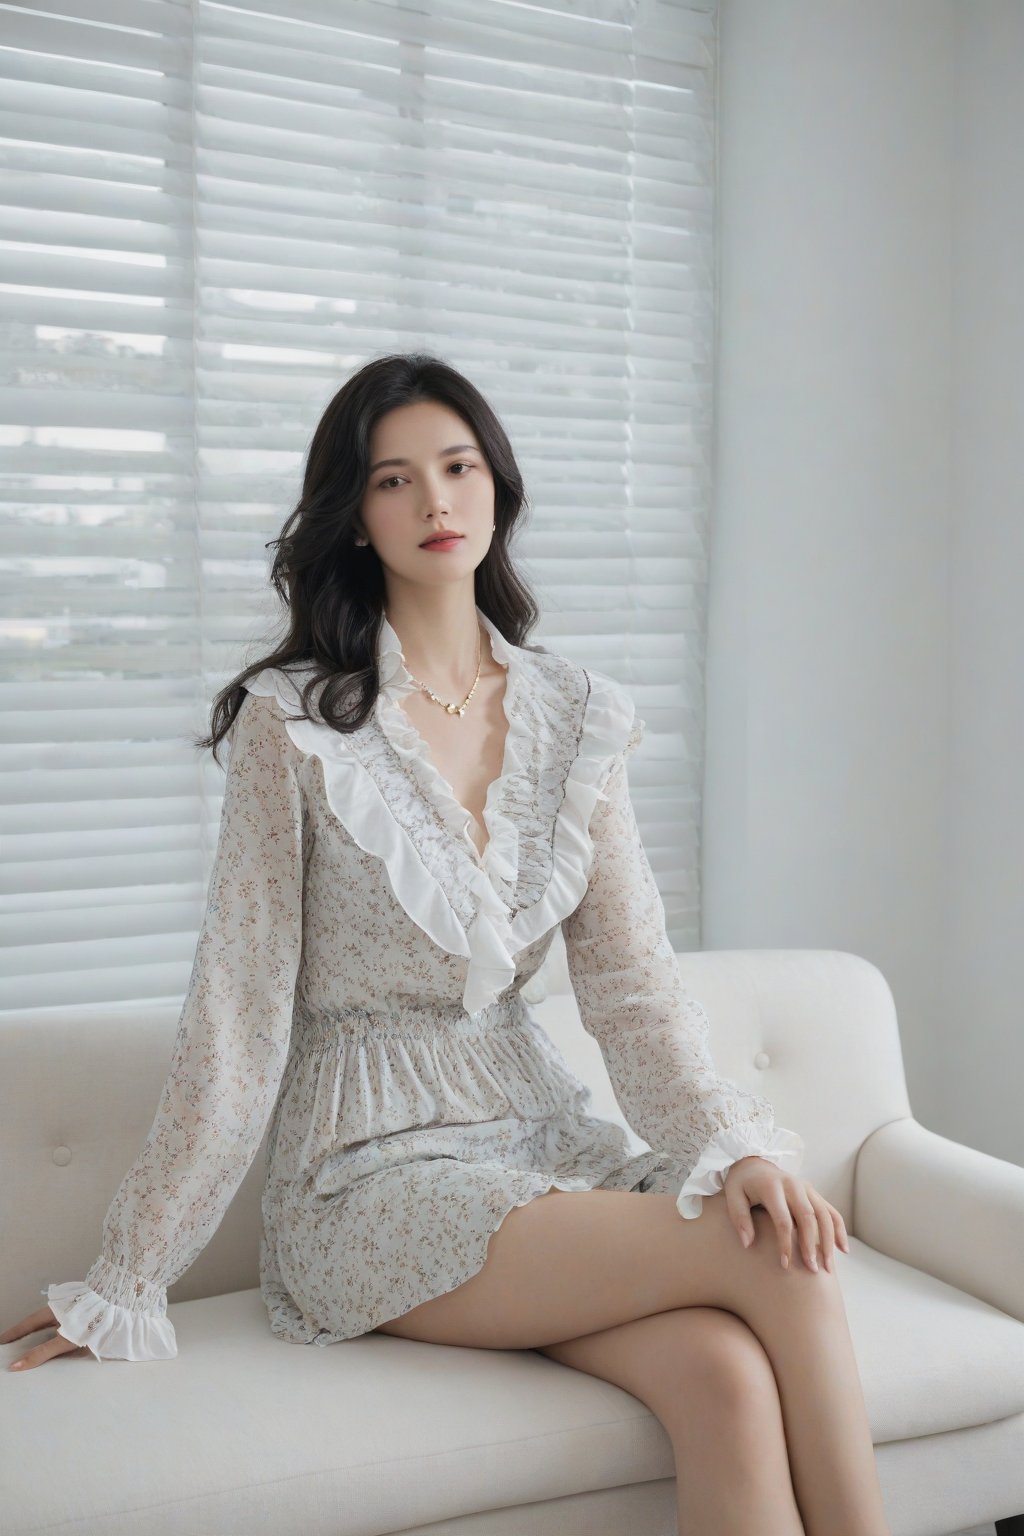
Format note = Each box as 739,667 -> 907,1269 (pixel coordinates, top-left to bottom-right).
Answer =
3,946 -> 1023,1536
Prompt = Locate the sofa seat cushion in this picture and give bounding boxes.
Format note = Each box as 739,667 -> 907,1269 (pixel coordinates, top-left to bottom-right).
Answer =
4,1242 -> 1024,1536
2,1288 -> 673,1536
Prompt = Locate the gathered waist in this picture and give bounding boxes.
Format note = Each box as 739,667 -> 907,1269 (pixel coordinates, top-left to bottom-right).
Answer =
290,990 -> 531,1052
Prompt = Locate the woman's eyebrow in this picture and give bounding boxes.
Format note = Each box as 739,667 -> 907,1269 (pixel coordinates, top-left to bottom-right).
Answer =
368,443 -> 478,475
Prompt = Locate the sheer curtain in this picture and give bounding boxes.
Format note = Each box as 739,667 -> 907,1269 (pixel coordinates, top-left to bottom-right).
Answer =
1,0 -> 717,1015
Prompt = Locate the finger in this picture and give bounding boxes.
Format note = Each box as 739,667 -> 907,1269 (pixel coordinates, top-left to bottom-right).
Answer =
807,1193 -> 836,1272
723,1184 -> 755,1249
792,1198 -> 823,1272
0,1308 -> 56,1346
782,1193 -> 819,1272
8,1333 -> 86,1372
759,1184 -> 795,1269
827,1203 -> 851,1253
809,1195 -> 836,1272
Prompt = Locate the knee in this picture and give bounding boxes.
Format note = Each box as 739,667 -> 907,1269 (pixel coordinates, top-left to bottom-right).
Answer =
663,1308 -> 780,1428
689,1308 -> 776,1395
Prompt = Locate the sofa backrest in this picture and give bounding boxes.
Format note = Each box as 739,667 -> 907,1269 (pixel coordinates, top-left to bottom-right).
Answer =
1,944 -> 911,1320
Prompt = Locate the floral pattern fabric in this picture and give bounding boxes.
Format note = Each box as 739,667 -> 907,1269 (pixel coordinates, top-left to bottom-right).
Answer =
44,606 -> 804,1360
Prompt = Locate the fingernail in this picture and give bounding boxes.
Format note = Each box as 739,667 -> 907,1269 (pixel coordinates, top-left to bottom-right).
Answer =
741,1230 -> 751,1248
9,1361 -> 23,1370
781,1253 -> 789,1269
809,1255 -> 819,1272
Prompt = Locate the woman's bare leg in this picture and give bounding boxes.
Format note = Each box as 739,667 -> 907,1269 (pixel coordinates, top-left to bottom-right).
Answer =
738,1207 -> 890,1536
537,1306 -> 805,1536
373,1186 -> 890,1536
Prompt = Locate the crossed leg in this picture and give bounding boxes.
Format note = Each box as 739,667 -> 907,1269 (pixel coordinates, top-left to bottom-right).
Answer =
373,1186 -> 890,1536
537,1304 -> 804,1536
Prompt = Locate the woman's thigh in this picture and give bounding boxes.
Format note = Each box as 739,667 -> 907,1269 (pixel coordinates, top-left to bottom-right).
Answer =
372,1185 -> 823,1349
535,1304 -> 781,1436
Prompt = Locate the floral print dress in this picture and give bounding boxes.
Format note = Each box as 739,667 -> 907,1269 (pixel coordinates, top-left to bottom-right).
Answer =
44,606 -> 804,1360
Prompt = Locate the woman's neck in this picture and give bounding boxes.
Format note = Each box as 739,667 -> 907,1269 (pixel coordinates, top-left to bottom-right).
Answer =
384,600 -> 497,694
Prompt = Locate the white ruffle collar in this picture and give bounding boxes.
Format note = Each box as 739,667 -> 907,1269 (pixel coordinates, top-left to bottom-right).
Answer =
245,608 -> 642,1018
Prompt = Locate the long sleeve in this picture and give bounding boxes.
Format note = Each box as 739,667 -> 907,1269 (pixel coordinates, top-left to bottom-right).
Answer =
562,719 -> 804,1220
44,689 -> 305,1360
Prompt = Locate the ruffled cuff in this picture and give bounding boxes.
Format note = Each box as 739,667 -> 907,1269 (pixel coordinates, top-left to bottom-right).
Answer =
675,1124 -> 806,1219
42,1279 -> 178,1362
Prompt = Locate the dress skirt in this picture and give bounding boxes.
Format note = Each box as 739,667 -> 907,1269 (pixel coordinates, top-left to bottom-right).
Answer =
258,990 -> 685,1346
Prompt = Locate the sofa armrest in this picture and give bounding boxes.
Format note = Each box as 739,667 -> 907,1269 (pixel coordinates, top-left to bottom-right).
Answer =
853,1116 -> 1024,1323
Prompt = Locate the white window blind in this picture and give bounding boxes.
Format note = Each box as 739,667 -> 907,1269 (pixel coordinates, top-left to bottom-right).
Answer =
1,0 -> 717,1017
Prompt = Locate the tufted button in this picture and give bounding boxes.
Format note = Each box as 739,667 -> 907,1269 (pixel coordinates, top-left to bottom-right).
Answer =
52,1146 -> 72,1166
753,1051 -> 771,1070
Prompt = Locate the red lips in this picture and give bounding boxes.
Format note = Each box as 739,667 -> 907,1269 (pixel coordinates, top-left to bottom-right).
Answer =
420,532 -> 464,546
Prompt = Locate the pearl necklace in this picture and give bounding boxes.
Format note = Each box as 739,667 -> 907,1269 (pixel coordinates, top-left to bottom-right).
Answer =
402,626 -> 484,718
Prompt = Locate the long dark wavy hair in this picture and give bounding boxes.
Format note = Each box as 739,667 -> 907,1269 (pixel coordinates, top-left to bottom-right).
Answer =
195,353 -> 542,765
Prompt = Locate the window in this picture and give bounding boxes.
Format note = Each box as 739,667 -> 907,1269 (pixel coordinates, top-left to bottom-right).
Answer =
1,0 -> 717,1014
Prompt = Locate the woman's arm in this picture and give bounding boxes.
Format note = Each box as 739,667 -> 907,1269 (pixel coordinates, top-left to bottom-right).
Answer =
44,689 -> 305,1359
561,716 -> 804,1218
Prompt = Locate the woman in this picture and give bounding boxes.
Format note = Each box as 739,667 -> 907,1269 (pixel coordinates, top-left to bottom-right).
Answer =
2,355 -> 889,1535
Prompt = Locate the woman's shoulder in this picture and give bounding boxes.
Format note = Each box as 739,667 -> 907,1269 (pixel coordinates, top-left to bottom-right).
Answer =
240,662 -> 337,731
224,669 -> 319,773
515,641 -> 642,760
243,661 -> 317,708
522,641 -> 635,716
514,636 -> 599,697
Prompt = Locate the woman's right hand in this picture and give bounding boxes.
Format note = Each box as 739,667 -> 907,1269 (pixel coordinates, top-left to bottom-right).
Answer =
1,1306 -> 90,1371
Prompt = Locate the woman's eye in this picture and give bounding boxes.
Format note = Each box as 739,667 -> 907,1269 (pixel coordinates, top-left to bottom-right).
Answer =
377,463 -> 472,490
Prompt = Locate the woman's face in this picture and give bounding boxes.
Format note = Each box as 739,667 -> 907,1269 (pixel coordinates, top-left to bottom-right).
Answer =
358,399 -> 496,590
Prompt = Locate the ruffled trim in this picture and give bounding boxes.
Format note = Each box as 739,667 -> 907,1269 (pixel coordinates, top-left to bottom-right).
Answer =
624,713 -> 645,758
372,609 -> 541,1014
244,664 -> 477,960
42,1281 -> 178,1362
675,1124 -> 807,1219
505,663 -> 640,952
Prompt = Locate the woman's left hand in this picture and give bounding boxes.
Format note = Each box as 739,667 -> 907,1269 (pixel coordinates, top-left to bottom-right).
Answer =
723,1155 -> 851,1273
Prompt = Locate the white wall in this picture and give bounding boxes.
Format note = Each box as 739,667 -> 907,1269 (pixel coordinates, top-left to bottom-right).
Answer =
945,1 -> 1024,1163
707,0 -> 1022,1164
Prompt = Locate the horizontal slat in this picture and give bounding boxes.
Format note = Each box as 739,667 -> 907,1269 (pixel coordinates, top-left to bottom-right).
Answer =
2,848 -> 215,900
4,961 -> 203,1012
0,6 -> 187,69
